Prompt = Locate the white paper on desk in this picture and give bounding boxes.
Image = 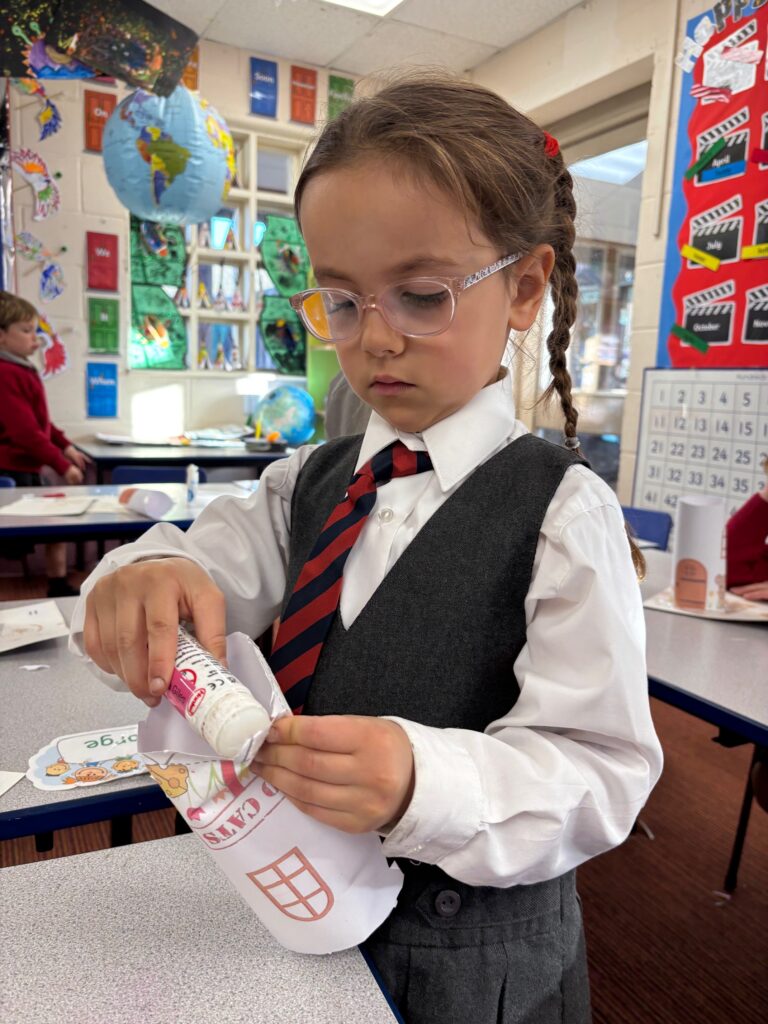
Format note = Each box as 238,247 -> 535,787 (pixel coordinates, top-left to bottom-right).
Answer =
0,495 -> 94,516
644,586 -> 768,622
0,770 -> 24,799
138,633 -> 404,954
0,600 -> 69,652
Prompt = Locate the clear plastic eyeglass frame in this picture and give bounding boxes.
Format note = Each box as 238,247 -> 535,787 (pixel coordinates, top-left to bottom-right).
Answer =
289,252 -> 523,342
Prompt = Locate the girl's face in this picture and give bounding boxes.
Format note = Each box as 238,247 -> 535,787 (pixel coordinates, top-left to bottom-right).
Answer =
0,318 -> 39,359
300,160 -> 551,433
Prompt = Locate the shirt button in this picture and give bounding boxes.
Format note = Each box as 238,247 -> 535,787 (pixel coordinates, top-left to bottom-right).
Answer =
378,507 -> 395,523
434,890 -> 462,918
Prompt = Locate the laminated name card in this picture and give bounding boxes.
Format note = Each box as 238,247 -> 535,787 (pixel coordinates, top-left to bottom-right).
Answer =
138,632 -> 403,954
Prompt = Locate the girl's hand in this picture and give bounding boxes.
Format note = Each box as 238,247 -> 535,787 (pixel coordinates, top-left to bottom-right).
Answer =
252,715 -> 415,834
730,580 -> 768,602
83,557 -> 227,704
63,464 -> 83,485
64,445 -> 91,471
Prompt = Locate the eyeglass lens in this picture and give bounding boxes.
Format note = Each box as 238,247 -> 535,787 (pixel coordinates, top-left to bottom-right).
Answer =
299,281 -> 456,341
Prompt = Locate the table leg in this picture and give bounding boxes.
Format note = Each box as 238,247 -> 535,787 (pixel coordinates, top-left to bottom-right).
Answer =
722,745 -> 759,894
110,814 -> 133,847
34,832 -> 54,853
174,811 -> 191,835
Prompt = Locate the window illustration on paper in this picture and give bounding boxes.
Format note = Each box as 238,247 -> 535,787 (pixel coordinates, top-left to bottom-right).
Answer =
247,847 -> 335,921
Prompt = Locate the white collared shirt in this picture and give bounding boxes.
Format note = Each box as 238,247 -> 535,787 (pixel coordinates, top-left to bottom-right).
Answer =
70,373 -> 662,887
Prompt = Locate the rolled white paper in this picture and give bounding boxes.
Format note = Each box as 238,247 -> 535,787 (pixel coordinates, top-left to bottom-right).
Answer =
138,632 -> 403,954
672,494 -> 727,611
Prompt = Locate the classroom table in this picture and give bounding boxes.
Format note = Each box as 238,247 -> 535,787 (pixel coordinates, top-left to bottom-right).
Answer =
0,482 -> 249,544
75,438 -> 289,484
0,833 -> 401,1024
641,548 -> 767,891
0,598 -> 167,845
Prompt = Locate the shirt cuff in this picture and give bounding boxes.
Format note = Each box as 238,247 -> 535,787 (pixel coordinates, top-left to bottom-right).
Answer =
379,717 -> 483,862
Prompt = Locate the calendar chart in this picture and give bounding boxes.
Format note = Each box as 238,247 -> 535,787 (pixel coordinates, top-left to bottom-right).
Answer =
633,369 -> 768,519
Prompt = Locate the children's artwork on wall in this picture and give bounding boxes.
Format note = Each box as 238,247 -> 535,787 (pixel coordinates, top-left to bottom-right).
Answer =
660,2 -> 768,368
36,312 -> 68,378
261,215 -> 310,297
10,78 -> 61,139
258,295 -> 306,375
27,724 -> 149,790
86,231 -> 118,290
88,296 -> 119,353
83,89 -> 116,151
48,0 -> 199,97
180,44 -> 199,91
130,283 -> 187,369
39,260 -> 64,302
14,230 -> 66,302
86,361 -> 118,417
327,74 -> 355,120
250,58 -> 278,118
1,3 -> 95,79
291,66 -> 317,125
10,148 -> 60,219
103,86 -> 235,225
130,214 -> 186,288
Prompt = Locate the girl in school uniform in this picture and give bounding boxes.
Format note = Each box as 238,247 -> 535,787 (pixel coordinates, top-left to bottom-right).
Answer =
74,75 -> 663,1024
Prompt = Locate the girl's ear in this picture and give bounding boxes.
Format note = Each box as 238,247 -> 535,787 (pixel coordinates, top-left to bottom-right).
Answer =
507,244 -> 555,331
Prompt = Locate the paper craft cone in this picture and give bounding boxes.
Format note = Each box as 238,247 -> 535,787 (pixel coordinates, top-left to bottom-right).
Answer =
672,495 -> 727,610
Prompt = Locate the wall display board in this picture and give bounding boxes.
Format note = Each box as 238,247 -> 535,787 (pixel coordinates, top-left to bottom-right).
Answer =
659,2 -> 768,368
633,368 -> 768,518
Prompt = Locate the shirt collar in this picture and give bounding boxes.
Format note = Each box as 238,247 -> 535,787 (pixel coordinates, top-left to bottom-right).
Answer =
356,370 -> 519,492
0,350 -> 37,372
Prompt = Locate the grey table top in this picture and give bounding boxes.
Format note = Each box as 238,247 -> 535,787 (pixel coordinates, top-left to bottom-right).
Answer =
0,599 -> 155,822
641,549 -> 767,732
0,482 -> 247,533
0,833 -> 398,1024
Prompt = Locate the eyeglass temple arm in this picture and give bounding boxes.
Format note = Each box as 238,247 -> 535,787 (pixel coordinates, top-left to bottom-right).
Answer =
462,253 -> 523,291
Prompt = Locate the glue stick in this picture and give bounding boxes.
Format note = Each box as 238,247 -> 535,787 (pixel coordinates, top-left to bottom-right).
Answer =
185,463 -> 199,503
165,628 -> 271,757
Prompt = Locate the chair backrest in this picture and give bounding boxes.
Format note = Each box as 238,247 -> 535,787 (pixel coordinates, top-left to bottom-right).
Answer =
111,465 -> 208,485
0,476 -> 17,488
621,506 -> 673,550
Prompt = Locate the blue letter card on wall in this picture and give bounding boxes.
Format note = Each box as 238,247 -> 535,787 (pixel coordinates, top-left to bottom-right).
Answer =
86,362 -> 118,418
250,57 -> 278,117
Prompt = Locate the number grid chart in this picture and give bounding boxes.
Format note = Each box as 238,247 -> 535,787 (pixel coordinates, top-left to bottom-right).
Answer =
633,369 -> 768,518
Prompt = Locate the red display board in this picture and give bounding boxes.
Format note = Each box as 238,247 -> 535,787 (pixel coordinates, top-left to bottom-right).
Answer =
86,232 -> 118,291
83,90 -> 116,152
659,2 -> 768,369
291,66 -> 317,125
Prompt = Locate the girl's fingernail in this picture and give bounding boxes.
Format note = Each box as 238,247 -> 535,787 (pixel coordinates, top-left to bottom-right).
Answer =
143,696 -> 161,707
267,727 -> 279,742
149,677 -> 166,696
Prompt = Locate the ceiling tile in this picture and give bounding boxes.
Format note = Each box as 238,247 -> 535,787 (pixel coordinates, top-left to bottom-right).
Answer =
331,20 -> 496,75
202,0 -> 379,67
145,0 -> 229,35
389,0 -> 584,49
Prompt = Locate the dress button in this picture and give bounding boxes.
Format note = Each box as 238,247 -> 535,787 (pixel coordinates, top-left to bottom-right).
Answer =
434,889 -> 462,918
378,507 -> 395,523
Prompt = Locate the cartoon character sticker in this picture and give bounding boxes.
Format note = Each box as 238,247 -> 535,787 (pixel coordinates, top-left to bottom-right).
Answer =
27,727 -> 150,790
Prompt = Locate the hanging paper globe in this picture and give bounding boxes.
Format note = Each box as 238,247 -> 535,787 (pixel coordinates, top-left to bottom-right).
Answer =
103,86 -> 235,225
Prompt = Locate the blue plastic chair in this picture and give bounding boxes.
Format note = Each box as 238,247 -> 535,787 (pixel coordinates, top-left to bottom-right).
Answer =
0,476 -> 16,488
111,465 -> 207,485
621,506 -> 673,550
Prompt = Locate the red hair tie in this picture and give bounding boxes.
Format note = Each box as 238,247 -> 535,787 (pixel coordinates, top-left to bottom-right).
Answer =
543,131 -> 560,158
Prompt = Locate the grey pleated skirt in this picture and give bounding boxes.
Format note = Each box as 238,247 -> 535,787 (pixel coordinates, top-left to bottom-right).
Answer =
364,865 -> 591,1024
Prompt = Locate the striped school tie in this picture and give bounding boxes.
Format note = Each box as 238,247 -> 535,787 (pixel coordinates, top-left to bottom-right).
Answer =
271,440 -> 433,712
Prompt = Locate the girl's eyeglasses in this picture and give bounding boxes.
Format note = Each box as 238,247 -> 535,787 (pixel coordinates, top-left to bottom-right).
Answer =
289,253 -> 522,343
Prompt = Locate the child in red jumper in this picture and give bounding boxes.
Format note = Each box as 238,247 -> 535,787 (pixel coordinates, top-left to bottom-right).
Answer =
0,291 -> 90,596
726,457 -> 768,603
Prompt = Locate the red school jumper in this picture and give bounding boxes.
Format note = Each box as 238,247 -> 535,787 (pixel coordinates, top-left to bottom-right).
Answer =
726,493 -> 768,588
0,357 -> 72,476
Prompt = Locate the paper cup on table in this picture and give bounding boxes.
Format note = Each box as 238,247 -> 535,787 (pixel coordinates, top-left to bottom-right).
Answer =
672,495 -> 727,611
138,632 -> 403,954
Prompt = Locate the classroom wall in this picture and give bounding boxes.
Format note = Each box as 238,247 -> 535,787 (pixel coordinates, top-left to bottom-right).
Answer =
8,41 -> 342,444
472,0 -> 711,503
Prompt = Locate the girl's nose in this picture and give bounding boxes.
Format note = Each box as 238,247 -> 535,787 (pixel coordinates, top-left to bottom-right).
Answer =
359,305 -> 406,358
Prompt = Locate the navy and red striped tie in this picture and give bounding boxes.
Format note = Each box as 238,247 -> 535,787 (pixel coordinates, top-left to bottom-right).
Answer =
271,440 -> 433,712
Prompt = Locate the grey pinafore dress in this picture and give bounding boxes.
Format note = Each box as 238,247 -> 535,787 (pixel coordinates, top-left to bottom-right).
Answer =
282,433 -> 592,1024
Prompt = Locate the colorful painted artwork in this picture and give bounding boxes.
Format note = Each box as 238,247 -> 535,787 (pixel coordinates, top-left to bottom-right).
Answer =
1,2 -> 94,79
14,230 -> 65,302
180,44 -> 199,91
258,295 -> 306,375
261,215 -> 310,297
48,0 -> 198,96
36,313 -> 69,378
39,261 -> 64,302
10,148 -> 60,220
130,283 -> 187,369
10,78 -> 61,139
130,214 -> 186,288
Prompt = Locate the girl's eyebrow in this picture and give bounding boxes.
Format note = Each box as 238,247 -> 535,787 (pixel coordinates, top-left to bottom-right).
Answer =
314,255 -> 463,281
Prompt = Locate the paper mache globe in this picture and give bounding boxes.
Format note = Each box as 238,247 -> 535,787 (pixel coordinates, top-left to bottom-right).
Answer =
103,85 -> 235,225
257,385 -> 316,446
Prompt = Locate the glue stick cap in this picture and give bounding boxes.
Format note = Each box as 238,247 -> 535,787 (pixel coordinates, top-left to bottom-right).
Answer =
200,689 -> 271,758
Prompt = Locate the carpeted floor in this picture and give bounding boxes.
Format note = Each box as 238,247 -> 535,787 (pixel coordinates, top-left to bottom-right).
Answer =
2,573 -> 767,1022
